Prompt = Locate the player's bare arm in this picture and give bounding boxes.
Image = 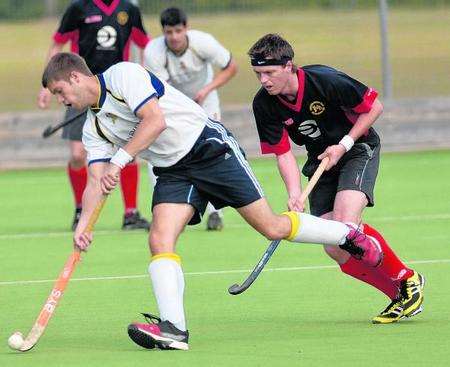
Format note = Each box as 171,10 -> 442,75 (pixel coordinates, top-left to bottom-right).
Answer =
318,98 -> 384,170
73,161 -> 108,251
38,42 -> 64,109
102,98 -> 167,194
194,59 -> 238,104
276,150 -> 304,212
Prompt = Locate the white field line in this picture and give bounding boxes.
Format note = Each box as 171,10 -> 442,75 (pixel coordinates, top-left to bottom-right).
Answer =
1,213 -> 449,241
1,259 -> 449,287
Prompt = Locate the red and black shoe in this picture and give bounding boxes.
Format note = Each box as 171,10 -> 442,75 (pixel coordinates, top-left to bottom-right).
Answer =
127,313 -> 189,351
340,224 -> 383,267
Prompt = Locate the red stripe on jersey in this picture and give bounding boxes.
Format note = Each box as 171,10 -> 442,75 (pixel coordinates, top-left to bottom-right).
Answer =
260,128 -> 291,155
93,0 -> 120,16
131,26 -> 150,48
352,87 -> 378,114
53,30 -> 79,53
276,68 -> 305,112
123,35 -> 132,61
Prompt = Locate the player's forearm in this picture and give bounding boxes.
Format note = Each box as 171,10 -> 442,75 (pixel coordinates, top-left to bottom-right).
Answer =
348,99 -> 383,141
122,117 -> 166,158
206,60 -> 238,92
76,166 -> 105,233
46,43 -> 64,63
276,151 -> 302,197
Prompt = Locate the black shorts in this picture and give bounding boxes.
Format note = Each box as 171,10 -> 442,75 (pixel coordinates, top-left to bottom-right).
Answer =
302,143 -> 380,217
61,107 -> 87,141
152,120 -> 265,225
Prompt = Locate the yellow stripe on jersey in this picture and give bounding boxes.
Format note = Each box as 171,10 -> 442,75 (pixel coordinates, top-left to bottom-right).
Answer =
151,252 -> 181,264
282,211 -> 301,241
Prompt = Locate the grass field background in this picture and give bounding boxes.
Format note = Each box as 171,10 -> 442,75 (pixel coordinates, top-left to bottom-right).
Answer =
1,150 -> 449,366
0,7 -> 449,111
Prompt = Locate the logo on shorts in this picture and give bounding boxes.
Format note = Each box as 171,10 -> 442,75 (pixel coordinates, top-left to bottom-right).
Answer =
309,101 -> 325,115
117,11 -> 129,26
297,120 -> 321,139
97,26 -> 117,48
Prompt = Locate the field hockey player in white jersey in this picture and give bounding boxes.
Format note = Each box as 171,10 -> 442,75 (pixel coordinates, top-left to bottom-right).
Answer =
43,52 -> 386,351
144,7 -> 238,231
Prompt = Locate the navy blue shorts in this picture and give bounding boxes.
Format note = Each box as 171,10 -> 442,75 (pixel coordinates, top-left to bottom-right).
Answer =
303,143 -> 380,217
152,120 -> 265,225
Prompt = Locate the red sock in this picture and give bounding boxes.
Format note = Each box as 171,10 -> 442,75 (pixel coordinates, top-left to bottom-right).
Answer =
120,161 -> 138,214
364,223 -> 414,281
67,164 -> 87,208
340,257 -> 399,300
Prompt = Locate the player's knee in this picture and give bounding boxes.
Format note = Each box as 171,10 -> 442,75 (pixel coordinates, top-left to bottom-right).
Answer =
148,229 -> 175,254
70,151 -> 86,167
259,226 -> 284,241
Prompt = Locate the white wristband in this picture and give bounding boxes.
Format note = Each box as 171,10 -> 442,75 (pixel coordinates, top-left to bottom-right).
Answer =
110,148 -> 133,169
339,135 -> 354,152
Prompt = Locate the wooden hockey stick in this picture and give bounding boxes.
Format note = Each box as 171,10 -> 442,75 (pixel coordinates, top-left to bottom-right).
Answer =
17,196 -> 107,351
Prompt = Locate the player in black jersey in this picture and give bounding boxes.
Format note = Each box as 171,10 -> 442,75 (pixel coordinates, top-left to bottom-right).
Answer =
38,0 -> 150,231
249,34 -> 425,324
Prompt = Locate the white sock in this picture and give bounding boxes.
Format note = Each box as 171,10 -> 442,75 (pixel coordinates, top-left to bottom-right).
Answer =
283,211 -> 350,246
148,254 -> 186,331
206,202 -> 222,217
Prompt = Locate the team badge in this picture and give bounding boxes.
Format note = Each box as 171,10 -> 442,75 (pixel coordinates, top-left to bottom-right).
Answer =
117,11 -> 129,26
105,113 -> 117,123
309,101 -> 325,115
283,118 -> 294,126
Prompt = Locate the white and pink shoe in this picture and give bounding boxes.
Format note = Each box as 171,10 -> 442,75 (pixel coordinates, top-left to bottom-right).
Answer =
340,225 -> 383,267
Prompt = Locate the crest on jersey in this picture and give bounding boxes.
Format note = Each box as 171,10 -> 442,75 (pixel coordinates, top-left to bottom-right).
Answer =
309,101 -> 325,115
283,118 -> 294,126
117,11 -> 129,26
97,26 -> 117,48
105,113 -> 117,123
297,120 -> 321,138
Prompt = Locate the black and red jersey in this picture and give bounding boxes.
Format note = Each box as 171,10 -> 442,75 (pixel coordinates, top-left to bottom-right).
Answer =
252,64 -> 380,157
53,0 -> 149,74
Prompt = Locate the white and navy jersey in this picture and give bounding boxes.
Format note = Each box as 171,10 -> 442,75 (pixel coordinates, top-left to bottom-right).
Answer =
144,30 -> 231,120
82,62 -> 208,167
53,0 -> 149,74
253,65 -> 380,157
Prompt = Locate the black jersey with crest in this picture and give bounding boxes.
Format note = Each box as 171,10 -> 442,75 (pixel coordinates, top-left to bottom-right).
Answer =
252,64 -> 380,157
53,0 -> 149,74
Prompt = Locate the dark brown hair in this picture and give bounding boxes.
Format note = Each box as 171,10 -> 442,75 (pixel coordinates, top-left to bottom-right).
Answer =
42,52 -> 92,88
248,34 -> 297,71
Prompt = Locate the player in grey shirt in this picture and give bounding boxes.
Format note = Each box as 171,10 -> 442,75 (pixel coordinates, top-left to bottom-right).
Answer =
145,7 -> 238,230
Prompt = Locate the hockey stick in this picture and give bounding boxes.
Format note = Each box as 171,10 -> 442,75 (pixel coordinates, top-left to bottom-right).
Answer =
228,157 -> 330,295
42,109 -> 86,138
15,196 -> 107,352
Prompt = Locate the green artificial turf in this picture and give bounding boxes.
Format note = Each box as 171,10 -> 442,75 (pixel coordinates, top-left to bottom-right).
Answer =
0,150 -> 449,366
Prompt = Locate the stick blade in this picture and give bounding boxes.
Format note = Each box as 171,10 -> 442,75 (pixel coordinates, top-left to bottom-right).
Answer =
228,283 -> 244,295
42,126 -> 54,138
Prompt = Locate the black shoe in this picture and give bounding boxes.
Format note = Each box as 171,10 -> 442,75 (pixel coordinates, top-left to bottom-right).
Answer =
128,313 -> 189,350
71,207 -> 82,231
122,210 -> 150,230
206,212 -> 223,231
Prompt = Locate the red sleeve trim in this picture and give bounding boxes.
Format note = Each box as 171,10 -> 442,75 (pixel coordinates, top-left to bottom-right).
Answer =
260,128 -> 291,155
131,27 -> 150,48
53,32 -> 71,44
352,87 -> 378,114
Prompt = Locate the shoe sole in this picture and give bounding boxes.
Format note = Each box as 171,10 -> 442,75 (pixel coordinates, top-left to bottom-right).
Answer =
127,324 -> 188,351
127,324 -> 156,349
